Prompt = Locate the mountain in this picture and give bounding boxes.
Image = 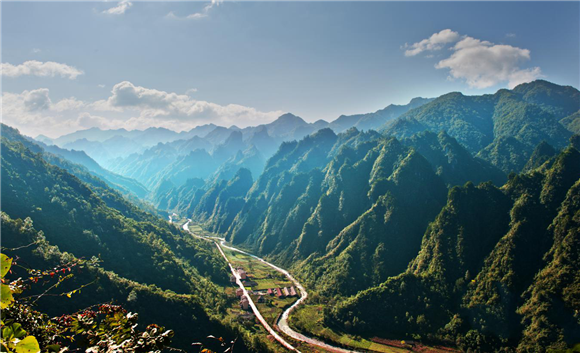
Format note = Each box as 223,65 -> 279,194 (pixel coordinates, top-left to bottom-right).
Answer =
108,142 -> 179,188
204,126 -> 238,146
177,123 -> 219,139
1,124 -> 148,198
383,80 -> 579,173
167,135 -> 213,156
63,138 -> 114,166
34,134 -> 53,145
190,128 -> 505,276
330,97 -> 433,133
148,148 -> 219,191
325,145 -> 580,352
53,127 -> 132,145
210,145 -> 266,183
245,126 -> 280,158
0,128 -> 254,351
560,110 -> 580,134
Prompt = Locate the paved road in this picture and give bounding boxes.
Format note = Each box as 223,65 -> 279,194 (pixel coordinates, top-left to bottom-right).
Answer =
182,220 -> 360,353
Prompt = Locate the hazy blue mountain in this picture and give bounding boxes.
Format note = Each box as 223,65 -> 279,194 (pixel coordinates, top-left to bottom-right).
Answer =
210,145 -> 266,183
53,127 -> 132,145
167,136 -> 214,155
63,138 -> 114,165
34,134 -> 54,145
2,124 -> 148,198
245,126 -> 280,158
330,97 -> 433,133
149,149 -> 219,191
204,126 -> 238,145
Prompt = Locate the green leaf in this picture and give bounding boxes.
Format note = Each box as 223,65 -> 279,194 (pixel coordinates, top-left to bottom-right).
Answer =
45,344 -> 61,352
1,254 -> 12,278
1,283 -> 14,309
11,323 -> 27,339
15,336 -> 40,353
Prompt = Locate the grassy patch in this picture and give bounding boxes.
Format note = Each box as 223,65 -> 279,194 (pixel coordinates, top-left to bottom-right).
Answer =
289,304 -> 411,353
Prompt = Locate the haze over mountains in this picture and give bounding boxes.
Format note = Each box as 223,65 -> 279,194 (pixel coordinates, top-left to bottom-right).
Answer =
3,79 -> 580,352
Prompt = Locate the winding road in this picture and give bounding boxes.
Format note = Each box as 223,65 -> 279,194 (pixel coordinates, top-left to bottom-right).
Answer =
181,219 -> 359,353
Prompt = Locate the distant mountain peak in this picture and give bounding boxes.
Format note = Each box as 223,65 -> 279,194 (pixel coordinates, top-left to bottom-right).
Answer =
274,113 -> 306,124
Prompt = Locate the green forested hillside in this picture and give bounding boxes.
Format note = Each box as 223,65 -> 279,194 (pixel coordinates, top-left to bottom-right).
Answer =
188,127 -> 508,298
0,128 -> 260,351
1,124 -> 149,198
326,145 -> 580,352
1,213 -> 241,351
384,80 -> 579,173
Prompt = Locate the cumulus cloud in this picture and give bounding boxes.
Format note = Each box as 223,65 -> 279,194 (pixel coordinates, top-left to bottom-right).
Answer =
103,0 -> 132,15
1,60 -> 84,79
2,83 -> 284,138
22,88 -> 52,111
52,97 -> 86,112
403,29 -> 460,57
101,81 -> 283,125
404,30 -> 543,89
436,36 -> 542,89
166,0 -> 222,20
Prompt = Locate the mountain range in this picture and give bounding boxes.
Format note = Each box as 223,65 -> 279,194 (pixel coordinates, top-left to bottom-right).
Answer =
4,79 -> 579,352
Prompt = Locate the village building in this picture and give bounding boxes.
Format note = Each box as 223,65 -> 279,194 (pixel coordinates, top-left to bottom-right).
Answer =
235,288 -> 244,297
267,288 -> 273,296
240,295 -> 249,310
238,269 -> 247,279
243,279 -> 258,287
283,287 -> 290,297
275,288 -> 283,297
289,286 -> 298,297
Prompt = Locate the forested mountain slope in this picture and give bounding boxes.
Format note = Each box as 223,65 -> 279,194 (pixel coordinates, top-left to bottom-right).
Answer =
326,145 -> 580,352
1,124 -> 148,198
0,127 -> 254,351
383,80 -> 579,173
190,128 -> 506,287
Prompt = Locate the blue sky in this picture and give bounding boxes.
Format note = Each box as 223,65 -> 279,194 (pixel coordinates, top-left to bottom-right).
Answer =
2,1 -> 579,138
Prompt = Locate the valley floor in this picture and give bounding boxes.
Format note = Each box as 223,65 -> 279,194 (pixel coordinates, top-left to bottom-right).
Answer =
185,221 -> 456,353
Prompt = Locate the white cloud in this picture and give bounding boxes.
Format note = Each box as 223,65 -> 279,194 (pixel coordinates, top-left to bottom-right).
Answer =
22,88 -> 52,111
102,81 -> 283,125
2,82 -> 283,138
52,97 -> 86,112
31,48 -> 41,54
186,88 -> 198,95
404,30 -> 543,89
97,84 -> 106,88
435,36 -> 542,89
166,0 -> 222,20
403,29 -> 460,57
1,60 -> 84,79
103,0 -> 132,15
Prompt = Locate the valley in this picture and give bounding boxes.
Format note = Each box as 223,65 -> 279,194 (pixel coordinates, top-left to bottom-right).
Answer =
184,219 -> 462,353
2,79 -> 579,353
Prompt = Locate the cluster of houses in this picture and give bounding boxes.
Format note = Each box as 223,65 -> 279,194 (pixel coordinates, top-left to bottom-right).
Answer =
230,268 -> 258,287
231,266 -> 299,312
267,286 -> 298,298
